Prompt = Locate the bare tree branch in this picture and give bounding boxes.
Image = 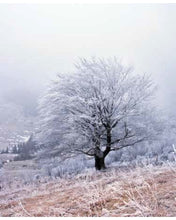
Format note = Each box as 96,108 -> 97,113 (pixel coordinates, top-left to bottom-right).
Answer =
75,148 -> 95,156
110,136 -> 148,151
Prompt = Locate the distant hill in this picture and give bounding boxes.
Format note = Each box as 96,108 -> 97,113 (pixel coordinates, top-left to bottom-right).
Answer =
0,102 -> 36,150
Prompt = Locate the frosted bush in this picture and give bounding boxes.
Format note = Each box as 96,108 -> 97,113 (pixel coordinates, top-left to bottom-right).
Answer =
41,155 -> 95,178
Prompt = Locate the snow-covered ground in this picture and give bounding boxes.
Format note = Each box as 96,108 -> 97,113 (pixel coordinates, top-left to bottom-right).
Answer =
0,163 -> 175,217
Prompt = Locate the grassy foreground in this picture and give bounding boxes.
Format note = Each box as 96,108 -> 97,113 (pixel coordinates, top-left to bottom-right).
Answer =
0,164 -> 176,217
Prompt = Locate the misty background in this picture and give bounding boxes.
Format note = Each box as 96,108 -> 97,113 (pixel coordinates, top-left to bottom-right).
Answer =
0,3 -> 176,148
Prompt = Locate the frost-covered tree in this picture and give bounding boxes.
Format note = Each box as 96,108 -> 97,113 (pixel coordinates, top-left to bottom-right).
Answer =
38,58 -> 156,170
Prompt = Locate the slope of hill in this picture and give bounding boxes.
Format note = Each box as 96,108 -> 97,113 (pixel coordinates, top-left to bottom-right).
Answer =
0,164 -> 176,217
0,102 -> 36,151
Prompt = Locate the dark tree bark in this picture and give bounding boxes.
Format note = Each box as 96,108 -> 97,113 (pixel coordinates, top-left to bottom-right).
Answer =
94,147 -> 105,170
94,146 -> 112,170
89,124 -> 115,170
94,155 -> 106,170
94,126 -> 112,170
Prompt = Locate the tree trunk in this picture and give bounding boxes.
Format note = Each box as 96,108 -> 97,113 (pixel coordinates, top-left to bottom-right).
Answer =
94,147 -> 106,170
94,155 -> 106,170
93,127 -> 112,170
94,126 -> 112,170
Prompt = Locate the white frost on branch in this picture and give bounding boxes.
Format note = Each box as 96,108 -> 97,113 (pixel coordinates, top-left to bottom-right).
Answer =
37,57 -> 158,159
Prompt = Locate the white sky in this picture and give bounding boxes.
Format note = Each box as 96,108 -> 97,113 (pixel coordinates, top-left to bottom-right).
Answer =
0,4 -> 176,112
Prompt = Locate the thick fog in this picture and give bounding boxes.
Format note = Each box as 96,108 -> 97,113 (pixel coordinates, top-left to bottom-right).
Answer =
0,4 -> 176,115
1,3 -> 176,191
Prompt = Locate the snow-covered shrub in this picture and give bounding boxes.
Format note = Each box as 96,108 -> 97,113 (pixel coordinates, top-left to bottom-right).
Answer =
40,155 -> 94,178
105,150 -> 123,165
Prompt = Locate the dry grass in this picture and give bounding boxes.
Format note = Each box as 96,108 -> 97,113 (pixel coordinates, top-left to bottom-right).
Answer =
0,164 -> 176,217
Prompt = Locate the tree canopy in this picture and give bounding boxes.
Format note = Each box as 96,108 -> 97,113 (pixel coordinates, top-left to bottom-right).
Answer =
37,57 -> 157,169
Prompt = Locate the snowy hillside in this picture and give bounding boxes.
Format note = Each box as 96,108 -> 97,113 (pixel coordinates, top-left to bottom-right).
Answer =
0,102 -> 36,150
0,164 -> 175,217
